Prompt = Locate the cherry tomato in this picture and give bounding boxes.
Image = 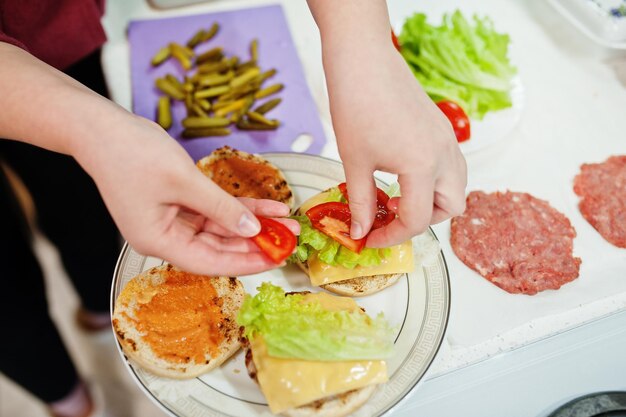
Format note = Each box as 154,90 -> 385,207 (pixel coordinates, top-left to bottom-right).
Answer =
391,29 -> 401,52
436,100 -> 471,143
337,183 -> 395,230
305,202 -> 366,253
251,216 -> 297,264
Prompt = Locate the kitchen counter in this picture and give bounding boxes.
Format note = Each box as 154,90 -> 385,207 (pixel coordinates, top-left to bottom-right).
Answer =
101,0 -> 626,415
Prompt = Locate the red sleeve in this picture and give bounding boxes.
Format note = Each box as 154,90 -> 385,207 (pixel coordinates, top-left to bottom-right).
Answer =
0,28 -> 28,51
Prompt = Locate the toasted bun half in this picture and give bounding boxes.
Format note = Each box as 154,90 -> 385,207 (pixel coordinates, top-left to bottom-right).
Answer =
296,258 -> 402,297
196,146 -> 294,208
112,264 -> 244,379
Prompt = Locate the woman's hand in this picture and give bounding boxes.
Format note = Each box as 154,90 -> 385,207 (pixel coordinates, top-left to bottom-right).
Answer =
76,116 -> 299,276
308,0 -> 467,247
0,42 -> 298,276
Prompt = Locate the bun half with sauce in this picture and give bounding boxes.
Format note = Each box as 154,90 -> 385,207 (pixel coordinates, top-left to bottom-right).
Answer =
112,264 -> 244,379
196,146 -> 294,208
237,283 -> 394,416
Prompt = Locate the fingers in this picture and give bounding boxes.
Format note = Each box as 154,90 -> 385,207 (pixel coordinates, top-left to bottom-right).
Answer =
202,216 -> 300,237
431,189 -> 466,225
165,239 -> 282,276
179,171 -> 261,237
238,197 -> 291,217
368,173 -> 466,246
366,173 -> 434,247
342,160 -> 377,239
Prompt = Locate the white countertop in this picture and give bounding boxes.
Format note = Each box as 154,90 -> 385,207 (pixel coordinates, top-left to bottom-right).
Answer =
101,0 -> 626,415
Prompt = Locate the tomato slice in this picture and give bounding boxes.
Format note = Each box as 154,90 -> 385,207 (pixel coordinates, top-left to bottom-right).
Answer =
251,216 -> 297,264
436,100 -> 471,143
391,29 -> 401,52
305,202 -> 366,253
337,182 -> 395,230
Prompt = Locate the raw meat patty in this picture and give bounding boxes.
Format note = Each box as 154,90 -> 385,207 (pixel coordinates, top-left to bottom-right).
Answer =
573,155 -> 626,248
451,191 -> 581,295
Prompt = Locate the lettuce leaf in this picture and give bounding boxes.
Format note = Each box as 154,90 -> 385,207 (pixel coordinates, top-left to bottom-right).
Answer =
237,283 -> 395,360
290,215 -> 390,269
399,10 -> 516,119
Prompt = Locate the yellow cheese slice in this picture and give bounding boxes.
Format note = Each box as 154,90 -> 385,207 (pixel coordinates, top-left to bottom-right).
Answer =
301,292 -> 359,312
308,240 -> 414,286
251,292 -> 388,414
298,189 -> 337,214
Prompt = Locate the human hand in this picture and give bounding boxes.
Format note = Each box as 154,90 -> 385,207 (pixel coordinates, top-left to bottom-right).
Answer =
312,1 -> 467,247
0,42 -> 298,276
75,116 -> 299,276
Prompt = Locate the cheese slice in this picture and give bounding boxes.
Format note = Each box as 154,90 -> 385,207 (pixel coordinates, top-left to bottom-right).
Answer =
250,292 -> 388,413
299,189 -> 338,214
308,240 -> 414,286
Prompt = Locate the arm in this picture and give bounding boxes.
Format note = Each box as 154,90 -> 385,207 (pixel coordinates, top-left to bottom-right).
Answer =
0,42 -> 297,275
307,0 -> 467,246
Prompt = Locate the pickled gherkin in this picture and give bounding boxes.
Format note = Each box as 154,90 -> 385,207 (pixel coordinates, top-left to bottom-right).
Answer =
150,22 -> 283,138
156,97 -> 172,130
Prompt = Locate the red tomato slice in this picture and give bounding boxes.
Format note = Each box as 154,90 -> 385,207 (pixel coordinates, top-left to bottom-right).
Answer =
305,202 -> 366,253
251,216 -> 297,264
337,182 -> 395,230
391,29 -> 401,52
436,100 -> 471,143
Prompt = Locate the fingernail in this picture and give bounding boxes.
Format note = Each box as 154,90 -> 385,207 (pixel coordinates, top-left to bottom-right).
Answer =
350,221 -> 363,239
238,213 -> 260,237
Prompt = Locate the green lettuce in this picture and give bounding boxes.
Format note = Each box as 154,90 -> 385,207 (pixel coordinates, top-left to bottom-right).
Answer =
289,185 -> 396,268
290,215 -> 391,269
237,283 -> 395,361
399,10 -> 516,119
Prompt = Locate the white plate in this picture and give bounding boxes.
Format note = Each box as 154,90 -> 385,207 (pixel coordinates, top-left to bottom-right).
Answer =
110,153 -> 451,417
458,75 -> 525,155
547,0 -> 626,49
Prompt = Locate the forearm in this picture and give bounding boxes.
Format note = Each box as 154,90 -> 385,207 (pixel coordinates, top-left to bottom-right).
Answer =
307,0 -> 391,52
0,42 -> 132,173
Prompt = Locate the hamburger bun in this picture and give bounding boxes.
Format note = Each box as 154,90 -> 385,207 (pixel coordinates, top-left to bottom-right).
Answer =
196,146 -> 294,208
112,264 -> 244,379
241,292 -> 380,417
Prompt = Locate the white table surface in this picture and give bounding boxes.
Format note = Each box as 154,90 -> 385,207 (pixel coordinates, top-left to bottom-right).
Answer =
101,0 -> 626,415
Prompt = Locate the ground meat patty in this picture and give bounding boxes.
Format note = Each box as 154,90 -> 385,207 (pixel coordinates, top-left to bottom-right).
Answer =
573,155 -> 626,248
451,191 -> 581,295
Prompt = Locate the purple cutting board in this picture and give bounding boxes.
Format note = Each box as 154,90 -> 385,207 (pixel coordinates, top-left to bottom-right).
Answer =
128,4 -> 326,162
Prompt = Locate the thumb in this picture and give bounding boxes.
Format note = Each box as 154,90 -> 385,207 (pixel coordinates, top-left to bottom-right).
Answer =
181,171 -> 261,237
343,161 -> 376,239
